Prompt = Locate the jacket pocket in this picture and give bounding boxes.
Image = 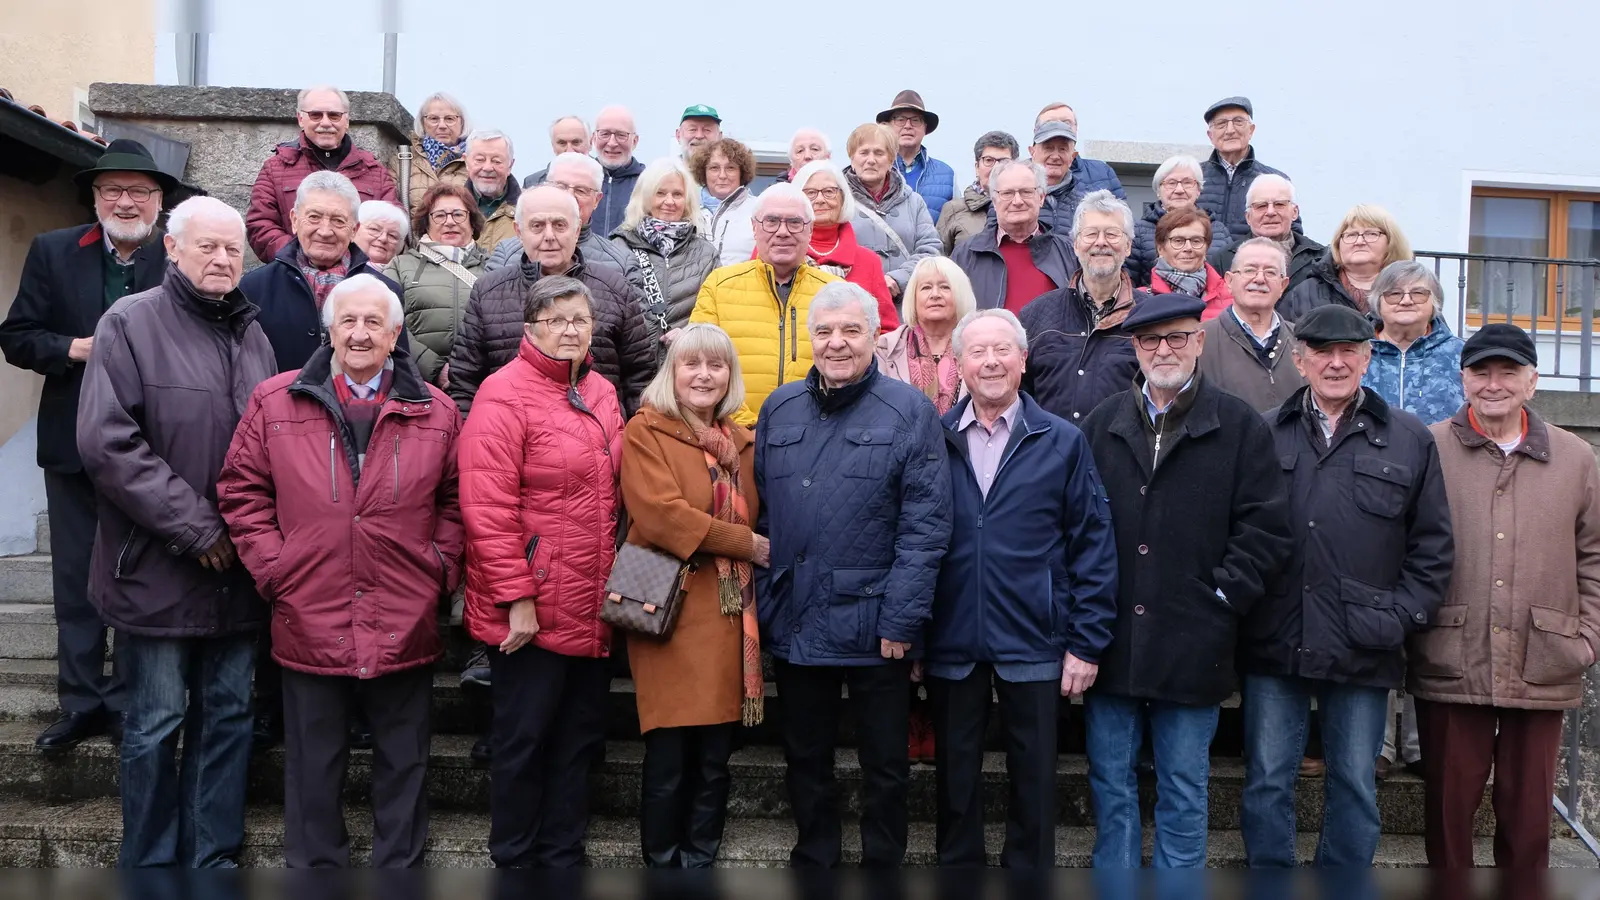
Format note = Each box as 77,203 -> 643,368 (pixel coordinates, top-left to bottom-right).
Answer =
761,425 -> 807,479
112,529 -> 144,580
841,427 -> 897,480
1351,455 -> 1410,519
1341,577 -> 1405,652
1522,604 -> 1591,686
825,566 -> 889,655
1411,603 -> 1468,679
757,565 -> 792,635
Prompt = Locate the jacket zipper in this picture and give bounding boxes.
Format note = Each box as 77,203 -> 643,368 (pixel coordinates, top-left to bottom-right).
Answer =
790,306 -> 798,366
328,432 -> 339,502
1151,410 -> 1169,471
392,435 -> 400,502
1398,347 -> 1408,408
113,529 -> 136,579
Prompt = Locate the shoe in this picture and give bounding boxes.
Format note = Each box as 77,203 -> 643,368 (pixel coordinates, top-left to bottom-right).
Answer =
36,711 -> 109,755
1375,756 -> 1392,781
461,645 -> 491,689
1404,760 -> 1426,779
107,713 -> 124,745
470,734 -> 492,767
252,709 -> 282,752
1299,756 -> 1326,778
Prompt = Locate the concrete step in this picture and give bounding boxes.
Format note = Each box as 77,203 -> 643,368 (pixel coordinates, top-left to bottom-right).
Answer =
0,557 -> 52,604
36,514 -> 48,557
0,797 -> 1591,868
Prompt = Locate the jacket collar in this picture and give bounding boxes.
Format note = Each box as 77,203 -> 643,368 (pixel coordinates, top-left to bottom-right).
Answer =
77,223 -> 164,303
603,157 -> 645,178
517,336 -> 592,386
272,238 -> 375,275
473,176 -> 522,214
1207,145 -> 1258,171
640,405 -> 753,453
519,245 -> 587,283
941,392 -> 1050,457
1277,385 -> 1391,448
292,340 -> 430,404
1106,374 -> 1223,467
1449,403 -> 1551,461
962,185 -> 990,212
806,359 -> 879,413
1371,313 -> 1456,357
162,263 -> 258,332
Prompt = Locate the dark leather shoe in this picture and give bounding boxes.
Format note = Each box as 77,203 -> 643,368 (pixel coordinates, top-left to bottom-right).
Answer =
470,734 -> 492,767
36,711 -> 108,755
252,710 -> 282,752
106,714 -> 124,745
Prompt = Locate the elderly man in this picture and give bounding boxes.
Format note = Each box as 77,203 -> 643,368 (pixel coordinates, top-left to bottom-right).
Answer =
463,130 -> 521,253
1407,325 -> 1599,868
0,140 -> 174,754
246,85 -> 397,264
1196,97 -> 1293,242
875,90 -> 956,215
1034,103 -> 1126,199
691,184 -> 840,425
1197,237 -> 1306,411
677,104 -> 723,158
488,152 -> 641,287
951,160 -> 1077,314
522,115 -> 591,188
219,274 -> 463,868
77,196 -> 278,866
1028,119 -> 1090,237
926,308 -> 1117,868
937,131 -> 1018,255
529,105 -> 644,238
1240,304 -> 1453,868
1080,292 -> 1291,868
782,127 -> 830,182
1018,190 -> 1140,424
755,280 -> 952,867
1210,174 -> 1323,293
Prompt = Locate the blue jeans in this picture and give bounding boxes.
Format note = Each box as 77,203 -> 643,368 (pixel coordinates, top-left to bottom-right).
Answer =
118,632 -> 256,868
1084,692 -> 1220,868
1240,674 -> 1390,867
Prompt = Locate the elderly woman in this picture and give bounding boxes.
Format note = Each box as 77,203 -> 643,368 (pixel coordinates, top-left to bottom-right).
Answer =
383,182 -> 486,387
842,123 -> 941,301
793,158 -> 898,331
355,200 -> 408,268
401,91 -> 469,212
611,158 -> 718,358
1129,155 -> 1231,286
691,138 -> 760,267
620,323 -> 767,868
781,128 -> 830,182
458,276 -> 626,869
1281,204 -> 1413,321
1146,207 -> 1233,320
877,257 -> 977,416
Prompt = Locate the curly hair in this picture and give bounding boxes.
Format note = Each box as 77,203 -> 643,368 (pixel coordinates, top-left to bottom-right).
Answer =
413,181 -> 485,241
689,137 -> 756,188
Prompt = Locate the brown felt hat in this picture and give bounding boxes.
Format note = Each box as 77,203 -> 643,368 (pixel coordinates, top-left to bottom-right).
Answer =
876,90 -> 939,133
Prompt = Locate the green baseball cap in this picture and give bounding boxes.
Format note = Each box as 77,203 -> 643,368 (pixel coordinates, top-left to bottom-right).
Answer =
680,104 -> 721,123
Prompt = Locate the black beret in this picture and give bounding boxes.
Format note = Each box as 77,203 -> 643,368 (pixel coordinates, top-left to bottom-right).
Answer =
1123,291 -> 1208,332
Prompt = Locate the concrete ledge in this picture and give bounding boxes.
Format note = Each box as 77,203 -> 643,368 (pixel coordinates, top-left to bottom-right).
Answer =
1534,390 -> 1600,429
88,84 -> 412,143
1080,140 -> 1215,167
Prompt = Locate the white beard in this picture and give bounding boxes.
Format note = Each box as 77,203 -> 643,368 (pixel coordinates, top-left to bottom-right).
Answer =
102,217 -> 154,246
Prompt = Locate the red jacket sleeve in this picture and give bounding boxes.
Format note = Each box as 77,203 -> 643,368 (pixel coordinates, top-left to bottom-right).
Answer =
428,391 -> 467,593
246,157 -> 293,264
850,248 -> 900,331
458,384 -> 545,622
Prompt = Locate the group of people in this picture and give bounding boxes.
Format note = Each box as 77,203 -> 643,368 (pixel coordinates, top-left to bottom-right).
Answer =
1,81 -> 1596,873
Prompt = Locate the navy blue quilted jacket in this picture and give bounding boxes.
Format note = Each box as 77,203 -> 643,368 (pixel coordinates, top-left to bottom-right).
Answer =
753,363 -> 953,665
1197,147 -> 1290,241
895,147 -> 956,219
1072,156 -> 1127,200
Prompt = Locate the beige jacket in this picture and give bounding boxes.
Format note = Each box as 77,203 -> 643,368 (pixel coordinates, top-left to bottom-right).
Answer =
1408,406 -> 1600,709
396,135 -> 468,212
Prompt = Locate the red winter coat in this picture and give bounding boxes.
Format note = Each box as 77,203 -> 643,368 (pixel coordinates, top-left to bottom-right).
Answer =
1149,262 -> 1234,321
804,222 -> 900,332
217,346 -> 465,678
458,339 -> 625,657
245,134 -> 399,264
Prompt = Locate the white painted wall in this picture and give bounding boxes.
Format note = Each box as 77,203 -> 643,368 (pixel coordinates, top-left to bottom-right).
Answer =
0,421 -> 47,556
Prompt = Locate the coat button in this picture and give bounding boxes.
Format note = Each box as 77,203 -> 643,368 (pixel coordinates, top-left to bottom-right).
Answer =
1072,412 -> 1081,419
1493,626 -> 1502,634
802,478 -> 811,487
536,569 -> 546,577
1134,605 -> 1146,615
1495,675 -> 1502,683
1308,520 -> 1316,528
1535,619 -> 1543,628
1495,579 -> 1504,587
1382,466 -> 1390,474
1139,486 -> 1147,496
792,624 -> 801,633
353,515 -> 361,523
1077,369 -> 1085,376
389,633 -> 397,640
820,413 -> 828,420
337,636 -> 345,644
1137,544 -> 1149,555
860,433 -> 870,442
360,667 -> 367,675
403,406 -> 410,411
1496,532 -> 1505,540
796,554 -> 806,563
354,590 -> 362,598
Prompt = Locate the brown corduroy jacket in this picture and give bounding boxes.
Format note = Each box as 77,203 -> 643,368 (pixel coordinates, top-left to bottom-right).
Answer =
1407,405 -> 1600,709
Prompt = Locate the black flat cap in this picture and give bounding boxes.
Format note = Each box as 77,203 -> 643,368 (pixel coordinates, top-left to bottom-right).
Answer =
1294,305 -> 1375,345
1204,96 -> 1253,124
1123,291 -> 1207,332
1460,323 -> 1538,368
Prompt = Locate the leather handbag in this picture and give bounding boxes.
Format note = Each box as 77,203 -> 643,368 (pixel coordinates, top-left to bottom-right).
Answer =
601,543 -> 697,639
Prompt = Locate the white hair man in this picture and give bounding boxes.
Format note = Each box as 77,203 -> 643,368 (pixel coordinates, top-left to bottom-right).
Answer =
1209,173 -> 1324,292
76,194 -> 279,867
531,104 -> 645,239
486,151 -> 644,292
521,115 -> 592,188
949,158 -> 1077,314
464,129 -> 521,253
247,83 -> 398,264
1196,95 -> 1294,241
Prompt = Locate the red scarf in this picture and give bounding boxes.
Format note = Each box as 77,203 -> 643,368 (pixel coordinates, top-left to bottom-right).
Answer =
807,222 -> 860,268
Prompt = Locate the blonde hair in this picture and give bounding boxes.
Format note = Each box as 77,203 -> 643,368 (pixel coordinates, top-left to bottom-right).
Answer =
638,324 -> 746,426
902,257 -> 979,329
1331,203 -> 1413,269
846,123 -> 896,159
621,157 -> 702,233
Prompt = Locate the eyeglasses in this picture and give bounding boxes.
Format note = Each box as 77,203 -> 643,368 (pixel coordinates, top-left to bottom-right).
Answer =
533,315 -> 594,333
888,114 -> 923,127
994,188 -> 1040,203
1340,229 -> 1387,244
429,209 -> 470,223
757,216 -> 809,234
1160,178 -> 1200,191
93,184 -> 160,202
422,114 -> 461,126
977,155 -> 1010,168
1165,235 -> 1208,249
547,180 -> 598,199
300,110 -> 347,122
802,187 -> 841,201
594,129 -> 634,142
1077,228 -> 1127,244
1380,288 -> 1434,304
1248,200 -> 1294,213
1207,115 -> 1250,132
1133,331 -> 1200,351
1235,265 -> 1285,280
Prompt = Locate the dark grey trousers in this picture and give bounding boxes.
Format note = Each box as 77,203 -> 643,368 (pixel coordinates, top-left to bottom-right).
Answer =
43,469 -> 122,715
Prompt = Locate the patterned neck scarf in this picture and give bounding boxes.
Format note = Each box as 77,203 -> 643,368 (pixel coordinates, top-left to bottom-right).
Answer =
1339,269 -> 1373,315
296,247 -> 350,310
637,217 -> 696,258
419,134 -> 466,171
1154,257 -> 1209,297
907,327 -> 961,415
696,423 -> 763,726
419,237 -> 469,264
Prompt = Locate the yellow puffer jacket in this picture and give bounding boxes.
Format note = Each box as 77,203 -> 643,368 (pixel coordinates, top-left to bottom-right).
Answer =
690,260 -> 838,425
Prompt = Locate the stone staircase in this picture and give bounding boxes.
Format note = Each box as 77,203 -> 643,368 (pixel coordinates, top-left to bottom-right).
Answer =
0,538 -> 1593,868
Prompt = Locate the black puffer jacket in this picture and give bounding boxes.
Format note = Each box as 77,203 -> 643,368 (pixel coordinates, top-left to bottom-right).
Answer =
1277,249 -> 1361,324
1127,203 -> 1233,287
446,247 -> 653,417
611,227 -> 719,362
1017,284 -> 1140,425
1197,147 -> 1290,242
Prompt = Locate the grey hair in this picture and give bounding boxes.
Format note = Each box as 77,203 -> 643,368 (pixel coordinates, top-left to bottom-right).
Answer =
295,170 -> 361,217
297,85 -> 350,112
514,184 -> 580,227
465,129 -> 515,160
320,273 -> 403,331
1246,173 -> 1297,205
792,159 -> 856,222
524,275 -> 591,324
789,127 -> 831,156
807,281 -> 879,334
166,196 -> 244,244
358,200 -> 409,238
952,309 -> 1029,357
415,91 -> 467,134
972,131 -> 1020,162
549,114 -> 589,137
1371,260 -> 1445,318
1230,236 -> 1290,273
753,182 -> 815,223
989,159 -> 1048,198
1152,155 -> 1205,193
1070,189 -> 1135,241
638,323 -> 747,424
547,151 -> 604,190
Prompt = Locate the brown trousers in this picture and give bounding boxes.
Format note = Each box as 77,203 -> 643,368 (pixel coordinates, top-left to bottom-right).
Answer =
1413,697 -> 1565,868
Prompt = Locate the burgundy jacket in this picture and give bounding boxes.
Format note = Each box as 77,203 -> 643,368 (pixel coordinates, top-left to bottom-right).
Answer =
218,345 -> 465,678
245,134 -> 399,264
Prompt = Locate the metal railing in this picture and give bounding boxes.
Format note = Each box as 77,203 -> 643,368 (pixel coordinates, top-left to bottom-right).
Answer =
1414,251 -> 1600,392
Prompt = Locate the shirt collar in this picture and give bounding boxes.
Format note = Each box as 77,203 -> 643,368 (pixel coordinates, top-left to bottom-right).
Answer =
341,359 -> 391,393
1143,375 -> 1195,419
958,396 -> 1022,434
1229,305 -> 1281,344
102,228 -> 137,266
998,224 -> 1041,245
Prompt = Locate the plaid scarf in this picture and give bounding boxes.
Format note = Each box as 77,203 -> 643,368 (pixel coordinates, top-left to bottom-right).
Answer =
697,423 -> 762,726
419,134 -> 466,171
637,217 -> 697,258
1154,257 -> 1209,297
297,248 -> 350,310
906,327 -> 960,415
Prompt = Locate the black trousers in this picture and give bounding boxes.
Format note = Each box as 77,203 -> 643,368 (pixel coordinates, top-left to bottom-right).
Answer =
488,645 -> 609,868
280,667 -> 432,868
43,469 -> 122,716
928,665 -> 1059,868
641,723 -> 737,868
772,658 -> 911,868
